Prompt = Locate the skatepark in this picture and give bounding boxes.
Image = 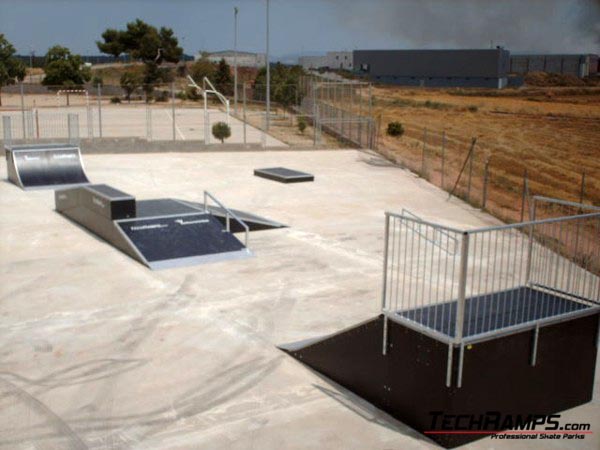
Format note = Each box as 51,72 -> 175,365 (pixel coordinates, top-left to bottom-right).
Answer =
1,147 -> 599,449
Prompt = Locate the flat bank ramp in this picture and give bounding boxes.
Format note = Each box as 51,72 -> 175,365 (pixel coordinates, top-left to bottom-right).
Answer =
117,213 -> 249,269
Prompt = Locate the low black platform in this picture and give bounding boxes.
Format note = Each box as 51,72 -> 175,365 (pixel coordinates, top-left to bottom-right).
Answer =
5,143 -> 89,190
55,184 -> 264,269
254,167 -> 314,183
283,303 -> 599,448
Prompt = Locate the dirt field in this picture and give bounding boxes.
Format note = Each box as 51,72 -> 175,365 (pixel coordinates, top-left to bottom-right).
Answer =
371,86 -> 600,222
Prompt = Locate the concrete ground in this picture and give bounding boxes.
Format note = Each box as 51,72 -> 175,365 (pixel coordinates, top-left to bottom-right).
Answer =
0,149 -> 598,449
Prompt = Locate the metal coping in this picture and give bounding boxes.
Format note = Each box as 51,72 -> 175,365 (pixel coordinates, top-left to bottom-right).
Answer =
83,185 -> 134,202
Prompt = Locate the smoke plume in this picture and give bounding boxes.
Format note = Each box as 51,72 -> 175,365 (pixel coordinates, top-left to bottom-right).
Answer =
330,0 -> 600,53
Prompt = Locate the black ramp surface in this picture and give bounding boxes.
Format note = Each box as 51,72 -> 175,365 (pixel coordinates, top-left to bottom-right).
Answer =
118,213 -> 245,263
12,147 -> 89,188
254,167 -> 314,183
398,286 -> 590,338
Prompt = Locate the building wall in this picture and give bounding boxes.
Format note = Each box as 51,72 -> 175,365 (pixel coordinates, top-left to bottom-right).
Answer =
299,51 -> 353,70
197,52 -> 266,68
509,54 -> 598,78
353,49 -> 510,88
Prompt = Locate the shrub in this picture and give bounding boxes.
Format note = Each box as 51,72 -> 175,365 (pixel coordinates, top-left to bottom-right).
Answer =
297,116 -> 307,134
212,121 -> 231,143
176,90 -> 187,100
386,121 -> 404,137
186,86 -> 202,101
110,96 -> 121,104
467,105 -> 478,112
154,90 -> 169,102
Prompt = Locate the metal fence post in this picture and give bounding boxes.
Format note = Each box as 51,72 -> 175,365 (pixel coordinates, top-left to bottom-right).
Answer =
579,172 -> 586,206
20,82 -> 26,139
441,130 -> 446,189
171,82 -> 176,141
520,169 -> 529,222
97,83 -> 103,138
482,157 -> 490,209
421,128 -> 428,177
3,116 -> 12,146
467,144 -> 474,202
243,82 -> 247,145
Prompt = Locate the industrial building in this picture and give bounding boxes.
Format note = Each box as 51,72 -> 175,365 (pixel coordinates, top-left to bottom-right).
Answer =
353,49 -> 511,88
299,51 -> 353,71
509,54 -> 598,78
196,50 -> 266,68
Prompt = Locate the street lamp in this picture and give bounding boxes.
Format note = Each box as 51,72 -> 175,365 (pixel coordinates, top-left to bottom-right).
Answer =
265,0 -> 270,131
234,6 -> 239,115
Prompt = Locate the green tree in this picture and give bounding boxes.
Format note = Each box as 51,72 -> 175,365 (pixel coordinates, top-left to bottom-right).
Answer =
42,45 -> 91,86
97,19 -> 183,91
254,63 -> 303,107
297,116 -> 307,134
212,121 -> 231,143
96,29 -> 125,58
0,34 -> 26,106
214,58 -> 232,95
190,57 -> 216,82
120,71 -> 142,102
386,121 -> 404,137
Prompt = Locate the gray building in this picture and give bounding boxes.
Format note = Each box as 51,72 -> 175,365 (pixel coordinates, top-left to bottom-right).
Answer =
299,51 -> 353,71
509,54 -> 598,78
353,49 -> 510,88
197,50 -> 266,68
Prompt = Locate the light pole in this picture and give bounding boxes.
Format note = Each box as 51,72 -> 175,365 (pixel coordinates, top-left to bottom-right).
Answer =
234,6 -> 239,115
265,0 -> 270,131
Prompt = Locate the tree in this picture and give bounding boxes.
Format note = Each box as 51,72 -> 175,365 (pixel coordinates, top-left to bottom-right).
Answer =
0,34 -> 26,106
212,121 -> 231,143
120,71 -> 142,102
97,19 -> 183,91
96,29 -> 125,58
214,58 -> 232,95
254,63 -> 303,107
42,45 -> 91,86
190,57 -> 216,82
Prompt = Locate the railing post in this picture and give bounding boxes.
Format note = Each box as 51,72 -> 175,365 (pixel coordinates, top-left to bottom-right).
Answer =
525,197 -> 536,284
381,213 -> 391,356
203,191 -> 207,211
455,232 -> 470,345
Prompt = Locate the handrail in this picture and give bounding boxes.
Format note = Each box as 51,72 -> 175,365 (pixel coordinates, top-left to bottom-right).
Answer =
203,191 -> 249,248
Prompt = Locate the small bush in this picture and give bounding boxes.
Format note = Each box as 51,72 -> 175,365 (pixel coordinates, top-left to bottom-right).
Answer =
467,105 -> 478,112
297,116 -> 307,134
110,96 -> 121,104
176,91 -> 187,100
154,90 -> 170,102
386,121 -> 404,137
212,121 -> 231,143
186,86 -> 202,101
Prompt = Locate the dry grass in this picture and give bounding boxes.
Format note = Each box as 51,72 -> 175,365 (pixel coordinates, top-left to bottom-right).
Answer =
371,85 -> 600,222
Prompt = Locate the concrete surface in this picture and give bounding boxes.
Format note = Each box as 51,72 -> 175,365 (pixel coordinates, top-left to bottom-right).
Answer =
0,149 -> 597,449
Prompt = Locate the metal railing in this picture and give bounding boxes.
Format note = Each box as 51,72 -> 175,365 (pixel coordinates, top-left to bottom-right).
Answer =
381,209 -> 600,385
203,191 -> 250,248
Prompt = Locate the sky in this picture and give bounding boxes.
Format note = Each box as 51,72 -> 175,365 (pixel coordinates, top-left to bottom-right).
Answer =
1,0 -> 598,60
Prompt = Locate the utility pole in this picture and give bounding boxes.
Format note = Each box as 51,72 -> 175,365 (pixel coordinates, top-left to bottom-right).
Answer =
265,0 -> 270,131
233,6 -> 239,115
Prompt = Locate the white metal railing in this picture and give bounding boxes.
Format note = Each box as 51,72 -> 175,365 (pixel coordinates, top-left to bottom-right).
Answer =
380,209 -> 600,385
203,191 -> 249,248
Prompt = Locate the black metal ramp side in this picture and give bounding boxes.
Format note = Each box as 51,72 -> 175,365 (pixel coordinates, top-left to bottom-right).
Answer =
282,313 -> 599,448
117,213 -> 251,270
8,146 -> 89,189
